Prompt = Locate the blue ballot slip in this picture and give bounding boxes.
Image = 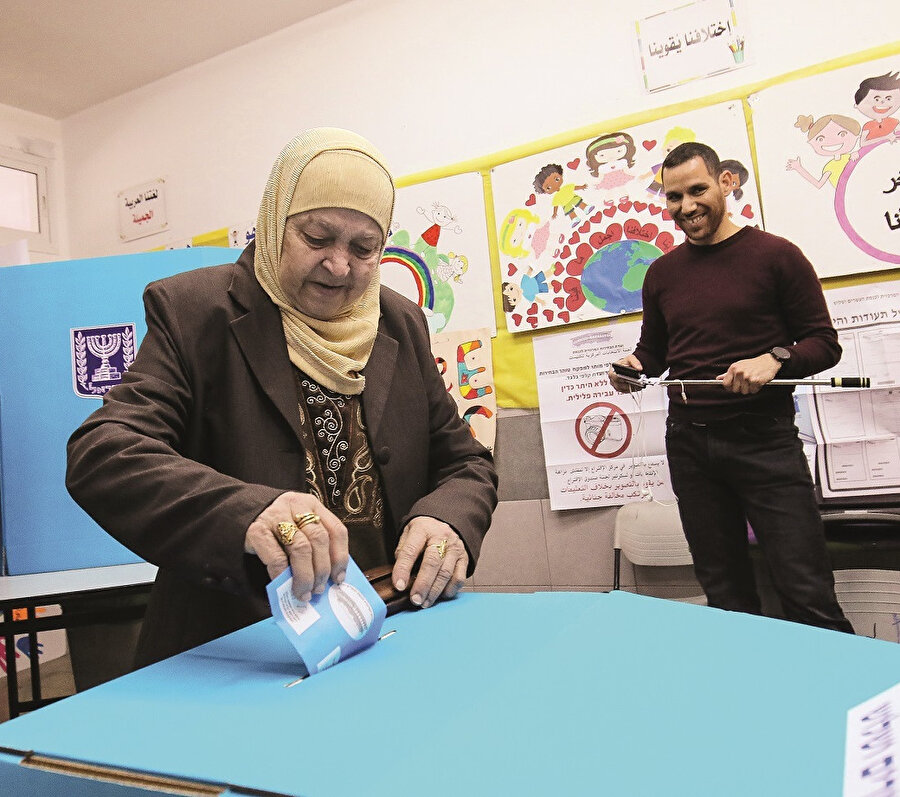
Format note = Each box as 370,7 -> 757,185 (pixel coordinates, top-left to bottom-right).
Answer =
266,558 -> 386,675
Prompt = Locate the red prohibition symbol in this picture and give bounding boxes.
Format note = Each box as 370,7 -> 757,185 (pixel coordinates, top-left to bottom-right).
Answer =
575,402 -> 632,458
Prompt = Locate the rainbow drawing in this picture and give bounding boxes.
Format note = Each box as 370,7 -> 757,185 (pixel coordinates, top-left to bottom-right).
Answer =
380,246 -> 435,309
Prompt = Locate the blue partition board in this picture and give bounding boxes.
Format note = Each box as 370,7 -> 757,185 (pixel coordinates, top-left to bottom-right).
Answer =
1,591 -> 899,796
0,247 -> 235,575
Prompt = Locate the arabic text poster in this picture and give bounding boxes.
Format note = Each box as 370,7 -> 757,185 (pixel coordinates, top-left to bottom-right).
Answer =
809,281 -> 900,498
382,173 -> 496,337
533,321 -> 675,509
753,55 -> 900,279
430,327 -> 497,453
491,101 -> 759,333
635,0 -> 750,93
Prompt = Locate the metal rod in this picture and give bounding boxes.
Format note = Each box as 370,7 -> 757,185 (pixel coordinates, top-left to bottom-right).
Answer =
655,377 -> 870,388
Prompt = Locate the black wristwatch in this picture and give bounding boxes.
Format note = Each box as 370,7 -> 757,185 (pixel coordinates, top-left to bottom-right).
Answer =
769,346 -> 791,364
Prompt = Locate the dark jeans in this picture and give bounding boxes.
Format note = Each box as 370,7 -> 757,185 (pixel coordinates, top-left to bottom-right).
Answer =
665,415 -> 854,633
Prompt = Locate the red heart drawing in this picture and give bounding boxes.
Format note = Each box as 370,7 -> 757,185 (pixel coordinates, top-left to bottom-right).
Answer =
566,243 -> 593,277
655,231 -> 675,253
525,194 -> 536,207
589,223 -> 623,250
528,303 -> 539,316
603,206 -> 616,217
553,262 -> 564,276
543,309 -> 554,321
618,199 -> 633,212
558,311 -> 570,323
511,313 -> 522,326
567,158 -> 580,170
506,263 -> 518,276
662,209 -> 672,221
560,245 -> 571,259
624,219 -> 659,242
590,210 -> 606,223
568,232 -> 580,245
741,205 -> 754,219
563,276 -> 586,311
642,140 -> 657,151
527,316 -> 539,329
633,201 -> 647,212
553,296 -> 566,309
551,280 -> 563,293
578,220 -> 591,234
648,204 -> 662,216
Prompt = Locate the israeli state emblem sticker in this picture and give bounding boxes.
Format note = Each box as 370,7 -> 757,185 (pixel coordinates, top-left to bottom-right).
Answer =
71,323 -> 136,398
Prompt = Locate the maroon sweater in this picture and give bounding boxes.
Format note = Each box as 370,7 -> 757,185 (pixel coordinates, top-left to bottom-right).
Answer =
633,226 -> 840,422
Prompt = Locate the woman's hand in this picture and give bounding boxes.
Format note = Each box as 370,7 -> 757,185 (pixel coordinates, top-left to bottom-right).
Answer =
392,516 -> 467,609
244,492 -> 348,602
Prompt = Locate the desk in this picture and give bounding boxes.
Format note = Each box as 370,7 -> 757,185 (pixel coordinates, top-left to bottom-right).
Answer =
0,563 -> 156,719
0,590 -> 898,796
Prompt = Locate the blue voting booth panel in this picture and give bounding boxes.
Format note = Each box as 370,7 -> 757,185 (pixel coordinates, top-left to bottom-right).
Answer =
0,247 -> 235,575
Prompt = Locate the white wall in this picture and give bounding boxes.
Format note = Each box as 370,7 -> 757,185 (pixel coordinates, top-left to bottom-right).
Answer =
0,101 -> 68,261
56,0 -> 898,258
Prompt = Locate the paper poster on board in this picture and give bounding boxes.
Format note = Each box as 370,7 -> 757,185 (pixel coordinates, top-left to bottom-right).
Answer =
533,321 -> 675,509
753,55 -> 900,278
491,101 -> 760,333
382,173 -> 496,337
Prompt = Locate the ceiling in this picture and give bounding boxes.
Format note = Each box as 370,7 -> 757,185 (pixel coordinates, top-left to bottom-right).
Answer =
0,0 -> 353,119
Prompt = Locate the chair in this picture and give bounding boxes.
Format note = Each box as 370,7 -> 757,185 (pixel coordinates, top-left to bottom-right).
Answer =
613,500 -> 706,604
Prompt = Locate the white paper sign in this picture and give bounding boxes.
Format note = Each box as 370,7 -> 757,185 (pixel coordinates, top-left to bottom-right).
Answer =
845,680 -> 900,796
635,0 -> 749,93
117,178 -> 167,242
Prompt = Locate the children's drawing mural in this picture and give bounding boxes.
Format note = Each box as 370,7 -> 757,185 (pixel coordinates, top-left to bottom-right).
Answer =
381,173 -> 496,336
753,56 -> 900,277
491,102 -> 759,332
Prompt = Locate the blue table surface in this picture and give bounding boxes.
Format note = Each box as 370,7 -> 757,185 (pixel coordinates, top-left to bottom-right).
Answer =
1,590 -> 899,796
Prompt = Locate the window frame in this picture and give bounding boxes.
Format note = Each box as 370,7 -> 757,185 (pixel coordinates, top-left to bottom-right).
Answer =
0,146 -> 56,254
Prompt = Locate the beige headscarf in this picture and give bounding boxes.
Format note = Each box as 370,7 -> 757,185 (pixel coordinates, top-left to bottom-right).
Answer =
254,128 -> 395,395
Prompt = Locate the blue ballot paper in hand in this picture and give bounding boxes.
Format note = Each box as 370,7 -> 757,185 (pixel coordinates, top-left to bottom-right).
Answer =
266,557 -> 387,675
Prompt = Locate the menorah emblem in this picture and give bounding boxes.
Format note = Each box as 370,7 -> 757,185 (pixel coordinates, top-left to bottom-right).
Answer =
86,332 -> 123,382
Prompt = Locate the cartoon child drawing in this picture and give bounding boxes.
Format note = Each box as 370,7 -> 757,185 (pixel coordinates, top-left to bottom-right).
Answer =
854,71 -> 900,144
501,265 -> 553,312
415,203 -> 462,250
498,207 -> 540,258
719,158 -> 751,218
786,114 -> 861,189
533,164 -> 593,226
643,126 -> 696,196
436,251 -> 468,283
585,132 -> 637,191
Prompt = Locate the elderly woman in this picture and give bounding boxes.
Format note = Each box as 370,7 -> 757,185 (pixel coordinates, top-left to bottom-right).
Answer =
66,128 -> 498,667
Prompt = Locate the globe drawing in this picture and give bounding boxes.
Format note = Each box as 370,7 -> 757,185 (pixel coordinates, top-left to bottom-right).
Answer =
580,239 -> 662,314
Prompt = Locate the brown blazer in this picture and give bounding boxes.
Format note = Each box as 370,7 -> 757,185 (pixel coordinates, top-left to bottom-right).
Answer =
66,245 -> 497,666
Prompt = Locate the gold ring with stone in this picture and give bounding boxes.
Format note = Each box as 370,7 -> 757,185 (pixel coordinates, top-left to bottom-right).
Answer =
294,512 -> 320,530
277,521 -> 300,546
435,538 -> 448,559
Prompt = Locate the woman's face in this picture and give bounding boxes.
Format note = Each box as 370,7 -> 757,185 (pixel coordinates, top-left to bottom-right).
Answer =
279,207 -> 383,319
810,120 -> 857,158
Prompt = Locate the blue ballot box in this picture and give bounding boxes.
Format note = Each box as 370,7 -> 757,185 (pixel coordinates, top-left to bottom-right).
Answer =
0,590 -> 899,796
0,248 -> 235,574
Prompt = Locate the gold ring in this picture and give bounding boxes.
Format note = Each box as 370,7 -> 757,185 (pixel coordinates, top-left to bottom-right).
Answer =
294,512 -> 320,530
434,538 -> 448,559
277,521 -> 300,546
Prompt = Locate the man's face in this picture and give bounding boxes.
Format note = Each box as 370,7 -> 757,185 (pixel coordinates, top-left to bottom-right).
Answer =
856,87 -> 900,121
279,207 -> 383,320
663,156 -> 732,246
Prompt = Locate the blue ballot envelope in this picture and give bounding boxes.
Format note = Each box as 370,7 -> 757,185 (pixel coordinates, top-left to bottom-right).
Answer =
266,557 -> 387,675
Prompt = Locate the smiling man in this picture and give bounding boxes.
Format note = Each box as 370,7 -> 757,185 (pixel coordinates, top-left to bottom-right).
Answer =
609,141 -> 853,634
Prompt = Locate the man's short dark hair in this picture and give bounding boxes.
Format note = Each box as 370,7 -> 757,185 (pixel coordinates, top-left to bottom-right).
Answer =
661,142 -> 721,184
855,71 -> 900,105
